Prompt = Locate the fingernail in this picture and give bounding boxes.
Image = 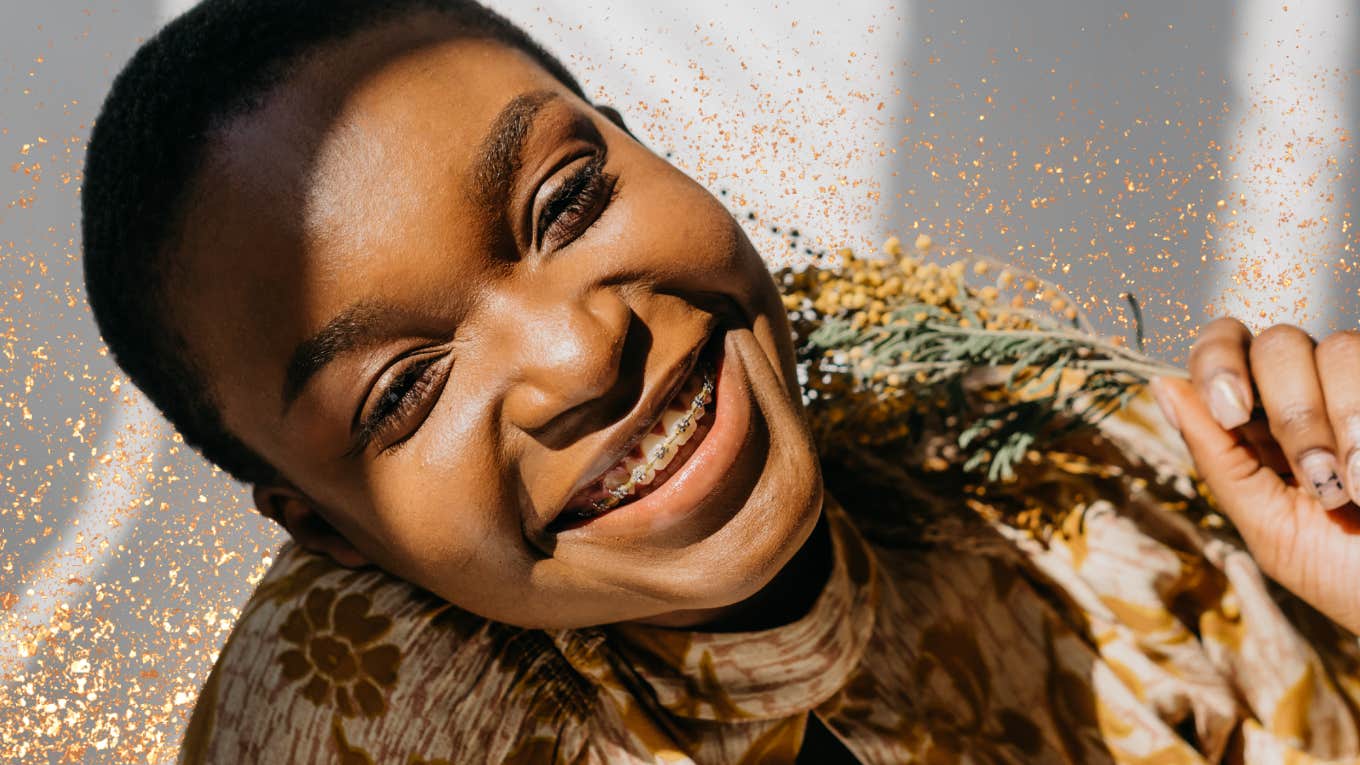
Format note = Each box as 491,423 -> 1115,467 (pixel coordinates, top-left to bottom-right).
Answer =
1149,379 -> 1180,432
1348,449 -> 1360,506
1300,450 -> 1349,509
1208,374 -> 1250,430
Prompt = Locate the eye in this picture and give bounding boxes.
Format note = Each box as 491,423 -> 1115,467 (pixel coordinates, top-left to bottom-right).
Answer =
347,353 -> 448,457
535,151 -> 618,250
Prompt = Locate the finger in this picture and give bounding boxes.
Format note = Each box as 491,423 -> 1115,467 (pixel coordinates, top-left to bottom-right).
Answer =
1238,418 -> 1293,477
1316,330 -> 1360,505
1152,377 -> 1293,557
1188,317 -> 1255,430
1251,325 -> 1348,509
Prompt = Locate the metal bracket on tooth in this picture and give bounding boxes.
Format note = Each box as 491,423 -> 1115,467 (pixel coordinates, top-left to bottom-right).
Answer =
585,367 -> 715,516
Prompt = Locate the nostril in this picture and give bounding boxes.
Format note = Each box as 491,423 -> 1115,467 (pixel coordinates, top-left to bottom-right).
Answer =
504,292 -> 649,447
524,321 -> 650,449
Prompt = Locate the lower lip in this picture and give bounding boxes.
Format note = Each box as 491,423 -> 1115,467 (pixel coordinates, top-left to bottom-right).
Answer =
554,330 -> 752,541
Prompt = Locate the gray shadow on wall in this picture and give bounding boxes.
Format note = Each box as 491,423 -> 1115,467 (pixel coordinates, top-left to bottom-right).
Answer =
2,3 -> 285,762
1346,39 -> 1360,314
1,1 -> 160,758
0,4 -> 163,599
894,0 -> 1237,362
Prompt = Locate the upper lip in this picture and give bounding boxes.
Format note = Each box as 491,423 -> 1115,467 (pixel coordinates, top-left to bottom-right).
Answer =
548,320 -> 719,530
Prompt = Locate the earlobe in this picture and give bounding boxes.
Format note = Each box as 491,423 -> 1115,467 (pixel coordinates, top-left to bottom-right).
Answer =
252,483 -> 370,569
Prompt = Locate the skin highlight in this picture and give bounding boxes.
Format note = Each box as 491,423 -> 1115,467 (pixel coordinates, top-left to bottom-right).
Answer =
166,16 -> 826,631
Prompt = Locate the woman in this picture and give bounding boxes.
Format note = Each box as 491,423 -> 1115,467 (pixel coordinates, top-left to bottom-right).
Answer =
80,0 -> 1360,761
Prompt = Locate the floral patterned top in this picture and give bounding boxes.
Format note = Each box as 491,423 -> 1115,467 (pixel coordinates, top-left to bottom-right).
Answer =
180,391 -> 1360,764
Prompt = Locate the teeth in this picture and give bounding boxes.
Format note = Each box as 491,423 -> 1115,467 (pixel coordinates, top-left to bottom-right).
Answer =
652,441 -> 678,472
602,466 -> 631,492
639,433 -> 668,463
660,408 -> 687,434
672,415 -> 696,445
584,366 -> 715,513
630,463 -> 656,485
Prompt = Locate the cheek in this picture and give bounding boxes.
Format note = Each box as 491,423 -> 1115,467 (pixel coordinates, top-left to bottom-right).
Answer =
610,156 -> 750,279
645,168 -> 795,375
356,426 -> 524,586
618,159 -> 800,395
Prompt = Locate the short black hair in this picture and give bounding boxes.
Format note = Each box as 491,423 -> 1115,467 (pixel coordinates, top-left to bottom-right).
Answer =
82,0 -> 588,486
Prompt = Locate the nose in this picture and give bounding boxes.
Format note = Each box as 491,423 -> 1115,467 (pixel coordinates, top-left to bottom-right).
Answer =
498,286 -> 635,437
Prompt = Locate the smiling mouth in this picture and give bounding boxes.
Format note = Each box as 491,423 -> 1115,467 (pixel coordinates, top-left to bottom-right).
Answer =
550,335 -> 723,532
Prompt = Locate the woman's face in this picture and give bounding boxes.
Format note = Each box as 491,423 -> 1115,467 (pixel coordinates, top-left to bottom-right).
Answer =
170,21 -> 823,629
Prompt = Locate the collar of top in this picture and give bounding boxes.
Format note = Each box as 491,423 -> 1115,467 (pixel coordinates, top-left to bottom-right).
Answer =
593,495 -> 880,722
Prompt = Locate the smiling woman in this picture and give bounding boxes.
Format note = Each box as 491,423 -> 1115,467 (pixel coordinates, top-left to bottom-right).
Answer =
77,0 -> 1360,763
159,29 -> 824,630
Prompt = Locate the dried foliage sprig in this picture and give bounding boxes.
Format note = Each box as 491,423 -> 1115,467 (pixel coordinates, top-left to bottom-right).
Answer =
778,237 -> 1188,484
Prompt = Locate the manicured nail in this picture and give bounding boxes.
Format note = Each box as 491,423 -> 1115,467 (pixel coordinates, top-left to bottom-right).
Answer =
1300,450 -> 1349,509
1149,379 -> 1180,432
1348,449 -> 1360,506
1207,374 -> 1250,430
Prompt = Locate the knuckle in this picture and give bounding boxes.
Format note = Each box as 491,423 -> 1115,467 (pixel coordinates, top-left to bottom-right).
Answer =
1187,341 -> 1212,371
1251,324 -> 1313,359
1188,337 -> 1214,361
1206,316 -> 1251,337
1191,315 -> 1251,375
1267,401 -> 1326,441
1191,317 -> 1249,354
1316,330 -> 1360,360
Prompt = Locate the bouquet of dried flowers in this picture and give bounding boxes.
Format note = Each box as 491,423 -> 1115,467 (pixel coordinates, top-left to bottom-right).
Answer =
777,236 -> 1197,545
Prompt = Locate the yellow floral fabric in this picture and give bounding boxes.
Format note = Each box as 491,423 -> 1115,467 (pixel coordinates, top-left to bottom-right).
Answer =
181,392 -> 1360,764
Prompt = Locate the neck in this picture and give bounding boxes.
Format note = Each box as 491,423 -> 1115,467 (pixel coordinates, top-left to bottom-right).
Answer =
634,504 -> 834,632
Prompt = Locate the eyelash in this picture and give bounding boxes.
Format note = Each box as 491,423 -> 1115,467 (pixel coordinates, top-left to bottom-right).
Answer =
348,356 -> 443,458
351,154 -> 620,458
536,151 -> 618,249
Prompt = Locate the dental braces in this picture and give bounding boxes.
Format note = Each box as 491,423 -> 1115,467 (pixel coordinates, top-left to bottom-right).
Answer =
587,370 -> 716,515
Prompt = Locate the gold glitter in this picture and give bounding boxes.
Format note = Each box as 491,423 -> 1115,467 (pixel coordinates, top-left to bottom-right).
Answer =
5,4 -> 1358,762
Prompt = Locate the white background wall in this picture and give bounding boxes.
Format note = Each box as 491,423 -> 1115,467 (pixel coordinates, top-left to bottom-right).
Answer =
0,0 -> 1354,761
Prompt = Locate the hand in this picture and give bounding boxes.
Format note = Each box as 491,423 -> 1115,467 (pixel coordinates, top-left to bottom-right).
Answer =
1151,319 -> 1360,634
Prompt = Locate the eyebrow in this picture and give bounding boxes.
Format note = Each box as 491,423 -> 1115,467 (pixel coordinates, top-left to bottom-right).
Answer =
470,88 -> 562,209
279,89 -> 563,416
281,300 -> 408,415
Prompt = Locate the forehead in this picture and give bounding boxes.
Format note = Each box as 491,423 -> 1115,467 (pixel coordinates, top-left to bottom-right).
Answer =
209,30 -> 568,243
172,28 -> 582,427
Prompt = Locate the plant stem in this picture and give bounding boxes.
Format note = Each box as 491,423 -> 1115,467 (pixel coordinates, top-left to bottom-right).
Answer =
920,321 -> 1178,372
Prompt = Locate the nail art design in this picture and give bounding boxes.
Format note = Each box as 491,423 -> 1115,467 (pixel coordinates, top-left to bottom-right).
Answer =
1301,451 -> 1349,509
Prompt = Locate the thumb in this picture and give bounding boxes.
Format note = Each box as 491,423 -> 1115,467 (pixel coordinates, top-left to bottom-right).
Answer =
1150,376 -> 1292,552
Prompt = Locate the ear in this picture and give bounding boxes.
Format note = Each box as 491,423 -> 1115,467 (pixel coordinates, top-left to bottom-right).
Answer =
253,483 -> 370,569
596,103 -> 638,142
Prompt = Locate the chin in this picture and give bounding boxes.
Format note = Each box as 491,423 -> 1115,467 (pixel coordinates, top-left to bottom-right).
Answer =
515,392 -> 823,631
649,423 -> 825,622
663,308 -> 825,615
